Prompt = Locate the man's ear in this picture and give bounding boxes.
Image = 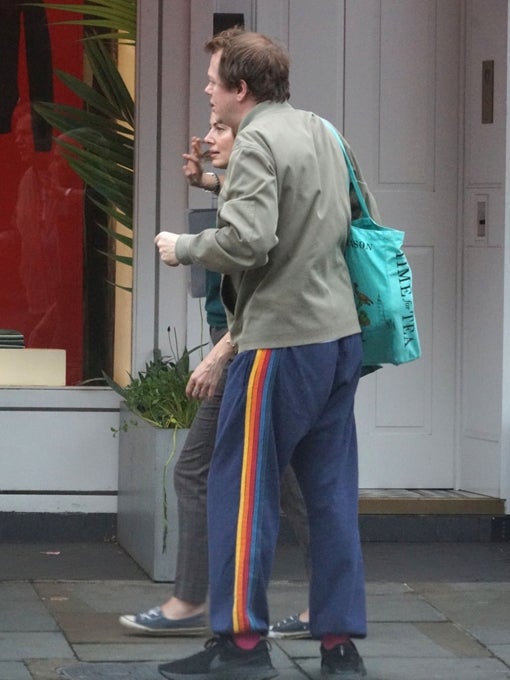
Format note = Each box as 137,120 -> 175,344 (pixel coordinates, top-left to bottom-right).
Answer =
236,79 -> 249,101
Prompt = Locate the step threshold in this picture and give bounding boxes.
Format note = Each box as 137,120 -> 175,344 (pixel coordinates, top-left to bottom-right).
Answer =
358,489 -> 505,515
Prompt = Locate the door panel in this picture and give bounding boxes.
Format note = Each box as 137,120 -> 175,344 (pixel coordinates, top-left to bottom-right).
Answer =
189,0 -> 460,489
345,1 -> 460,487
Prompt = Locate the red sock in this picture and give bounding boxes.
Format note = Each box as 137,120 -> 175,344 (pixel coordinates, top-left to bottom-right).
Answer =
322,634 -> 350,650
233,633 -> 261,650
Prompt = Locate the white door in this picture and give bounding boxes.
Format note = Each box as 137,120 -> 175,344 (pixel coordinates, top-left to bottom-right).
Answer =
344,0 -> 460,487
192,0 -> 461,488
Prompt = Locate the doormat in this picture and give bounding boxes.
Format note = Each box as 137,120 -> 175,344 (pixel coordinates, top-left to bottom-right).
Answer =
58,662 -> 161,679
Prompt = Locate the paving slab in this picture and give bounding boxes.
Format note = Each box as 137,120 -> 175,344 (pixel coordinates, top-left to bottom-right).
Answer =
30,656 -> 510,680
0,661 -> 33,680
365,582 -> 413,595
276,622 -> 491,664
470,627 -> 510,646
0,584 -> 58,632
3,541 -> 510,582
51,612 -> 151,645
0,545 -> 146,581
413,582 -> 510,595
34,581 -> 173,615
413,582 -> 510,645
34,581 -> 207,645
72,640 -> 207,663
26,659 -> 81,680
367,592 -> 445,622
356,622 -> 457,658
413,622 -> 492,657
58,643 -> 312,680
492,646 -> 510,666
362,542 -> 510,582
0,633 -> 74,661
298,656 -> 510,680
58,662 -> 161,680
57,659 -> 309,680
2,542 -> 510,680
266,580 -> 309,622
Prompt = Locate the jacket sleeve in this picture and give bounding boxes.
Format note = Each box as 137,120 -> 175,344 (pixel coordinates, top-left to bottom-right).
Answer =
176,141 -> 279,273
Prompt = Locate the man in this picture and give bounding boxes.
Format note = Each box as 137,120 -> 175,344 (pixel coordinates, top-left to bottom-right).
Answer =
120,114 -> 311,640
156,29 -> 367,679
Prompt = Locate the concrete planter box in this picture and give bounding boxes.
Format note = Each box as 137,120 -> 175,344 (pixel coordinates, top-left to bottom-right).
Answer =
117,404 -> 188,581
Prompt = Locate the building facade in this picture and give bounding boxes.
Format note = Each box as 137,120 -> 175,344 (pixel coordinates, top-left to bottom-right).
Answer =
1,0 -> 509,530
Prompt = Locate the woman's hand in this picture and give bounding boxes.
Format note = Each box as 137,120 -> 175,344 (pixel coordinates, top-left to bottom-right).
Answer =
182,136 -> 206,187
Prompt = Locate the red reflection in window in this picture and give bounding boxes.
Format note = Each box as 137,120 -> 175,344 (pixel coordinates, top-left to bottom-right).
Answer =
0,2 -> 84,385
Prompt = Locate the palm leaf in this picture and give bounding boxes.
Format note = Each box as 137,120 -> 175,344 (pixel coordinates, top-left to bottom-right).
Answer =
31,1 -> 135,270
65,156 -> 132,207
89,198 -> 132,231
54,71 -> 131,124
56,126 -> 133,168
97,224 -> 133,248
33,99 -> 133,137
98,248 -> 134,268
81,40 -> 135,125
27,1 -> 136,43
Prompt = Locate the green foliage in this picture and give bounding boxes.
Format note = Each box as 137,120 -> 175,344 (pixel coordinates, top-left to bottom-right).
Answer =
31,0 -> 135,271
31,0 -> 136,44
103,342 -> 206,430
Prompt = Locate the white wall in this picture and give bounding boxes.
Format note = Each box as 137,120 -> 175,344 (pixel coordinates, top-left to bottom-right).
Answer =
3,0 -> 510,514
460,0 -> 508,500
501,9 -> 510,513
0,388 -> 120,512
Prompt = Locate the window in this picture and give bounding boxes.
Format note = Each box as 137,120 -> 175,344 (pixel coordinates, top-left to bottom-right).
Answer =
0,3 -> 114,385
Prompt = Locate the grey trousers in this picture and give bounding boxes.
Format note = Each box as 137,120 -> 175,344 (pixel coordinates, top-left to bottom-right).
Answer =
173,327 -> 310,604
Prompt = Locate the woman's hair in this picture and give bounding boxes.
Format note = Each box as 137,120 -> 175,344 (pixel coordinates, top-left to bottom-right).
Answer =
205,29 -> 290,104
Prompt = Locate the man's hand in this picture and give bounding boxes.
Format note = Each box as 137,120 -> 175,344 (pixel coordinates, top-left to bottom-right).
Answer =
155,231 -> 180,266
186,333 -> 236,400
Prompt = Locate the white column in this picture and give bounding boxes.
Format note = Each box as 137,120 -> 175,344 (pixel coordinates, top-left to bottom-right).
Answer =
500,7 -> 510,513
133,0 -> 190,373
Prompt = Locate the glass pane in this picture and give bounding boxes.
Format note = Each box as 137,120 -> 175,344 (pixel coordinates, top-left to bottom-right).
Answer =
0,4 -> 86,386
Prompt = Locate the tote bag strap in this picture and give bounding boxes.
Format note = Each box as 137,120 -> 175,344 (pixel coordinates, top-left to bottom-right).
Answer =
321,117 -> 371,221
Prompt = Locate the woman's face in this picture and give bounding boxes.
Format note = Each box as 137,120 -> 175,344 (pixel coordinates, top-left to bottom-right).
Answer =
203,117 -> 234,170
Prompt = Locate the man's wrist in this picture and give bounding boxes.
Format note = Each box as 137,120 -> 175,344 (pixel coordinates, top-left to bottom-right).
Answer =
174,233 -> 192,264
226,338 -> 238,355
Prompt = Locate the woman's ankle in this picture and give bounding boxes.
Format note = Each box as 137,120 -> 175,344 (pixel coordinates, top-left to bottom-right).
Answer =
161,597 -> 205,619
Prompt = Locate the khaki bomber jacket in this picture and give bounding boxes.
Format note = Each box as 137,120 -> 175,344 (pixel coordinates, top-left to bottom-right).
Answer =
176,102 -> 379,353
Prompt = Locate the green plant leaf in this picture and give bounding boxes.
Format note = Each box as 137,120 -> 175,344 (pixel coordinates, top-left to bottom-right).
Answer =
28,1 -> 136,43
109,338 -> 208,429
31,0 -> 135,271
97,225 -> 133,249
101,370 -> 128,399
98,249 -> 133,267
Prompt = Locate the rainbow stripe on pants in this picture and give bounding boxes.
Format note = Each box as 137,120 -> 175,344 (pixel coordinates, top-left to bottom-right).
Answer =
233,349 -> 277,632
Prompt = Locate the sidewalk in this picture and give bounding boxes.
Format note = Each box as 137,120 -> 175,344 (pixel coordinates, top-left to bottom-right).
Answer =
1,541 -> 510,679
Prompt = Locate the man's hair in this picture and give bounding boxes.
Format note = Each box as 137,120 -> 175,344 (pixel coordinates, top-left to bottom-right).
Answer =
205,26 -> 245,52
205,30 -> 290,104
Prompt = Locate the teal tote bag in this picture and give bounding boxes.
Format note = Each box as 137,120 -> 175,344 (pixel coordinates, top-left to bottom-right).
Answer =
323,119 -> 421,366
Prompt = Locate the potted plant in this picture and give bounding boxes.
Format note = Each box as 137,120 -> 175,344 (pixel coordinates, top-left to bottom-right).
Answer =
104,334 -> 203,581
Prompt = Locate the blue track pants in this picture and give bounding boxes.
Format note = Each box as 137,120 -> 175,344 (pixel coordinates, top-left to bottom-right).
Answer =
207,334 -> 367,639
